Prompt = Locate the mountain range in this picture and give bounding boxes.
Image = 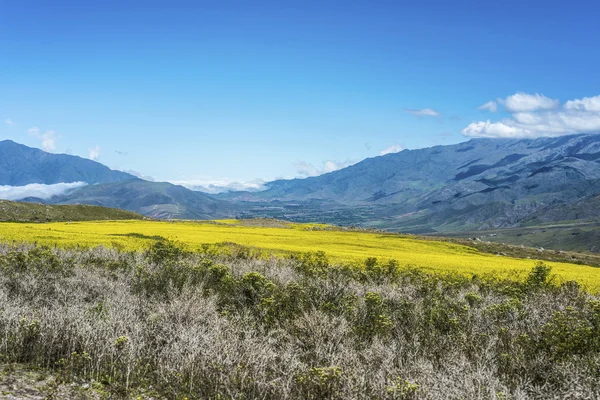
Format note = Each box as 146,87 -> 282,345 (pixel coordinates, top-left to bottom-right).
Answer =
0,140 -> 237,219
1,135 -> 600,250
219,134 -> 600,231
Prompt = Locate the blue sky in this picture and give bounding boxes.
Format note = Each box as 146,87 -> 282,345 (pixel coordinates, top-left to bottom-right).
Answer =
2,0 -> 600,190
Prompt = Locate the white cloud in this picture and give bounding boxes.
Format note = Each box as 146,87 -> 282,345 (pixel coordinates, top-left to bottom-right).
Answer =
28,127 -> 57,152
4,118 -> 14,126
294,159 -> 356,178
0,182 -> 87,201
477,101 -> 498,113
503,92 -> 559,112
88,145 -> 100,161
462,120 -> 528,138
463,93 -> 600,139
170,178 -> 267,194
404,108 -> 441,117
380,144 -> 404,155
564,95 -> 600,112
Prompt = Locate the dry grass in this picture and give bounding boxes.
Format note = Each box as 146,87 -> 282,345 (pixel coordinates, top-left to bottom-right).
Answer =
1,240 -> 600,399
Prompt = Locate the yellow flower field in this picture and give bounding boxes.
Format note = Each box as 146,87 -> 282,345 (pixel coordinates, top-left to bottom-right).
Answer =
1,219 -> 600,291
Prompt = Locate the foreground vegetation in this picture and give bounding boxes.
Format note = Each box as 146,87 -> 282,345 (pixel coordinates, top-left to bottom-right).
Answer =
1,240 -> 600,399
1,219 -> 600,290
0,200 -> 144,222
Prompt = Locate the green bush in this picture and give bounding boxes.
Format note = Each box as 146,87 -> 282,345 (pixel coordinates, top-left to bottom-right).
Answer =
356,292 -> 393,340
525,262 -> 555,290
540,307 -> 596,359
239,272 -> 275,306
295,251 -> 330,276
294,366 -> 344,400
146,237 -> 186,265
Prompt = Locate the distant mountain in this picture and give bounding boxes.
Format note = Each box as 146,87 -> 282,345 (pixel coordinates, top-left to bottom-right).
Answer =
0,141 -> 238,220
52,179 -> 238,219
220,134 -> 600,234
0,140 -> 135,185
223,134 -> 600,204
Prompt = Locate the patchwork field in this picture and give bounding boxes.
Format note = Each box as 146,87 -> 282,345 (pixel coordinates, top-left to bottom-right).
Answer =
1,219 -> 600,290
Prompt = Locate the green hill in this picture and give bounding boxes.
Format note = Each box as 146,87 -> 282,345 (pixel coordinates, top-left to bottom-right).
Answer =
0,200 -> 145,222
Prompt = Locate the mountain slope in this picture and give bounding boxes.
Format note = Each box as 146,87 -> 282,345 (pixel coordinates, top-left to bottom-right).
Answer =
0,140 -> 135,185
53,179 -> 238,219
0,199 -> 144,222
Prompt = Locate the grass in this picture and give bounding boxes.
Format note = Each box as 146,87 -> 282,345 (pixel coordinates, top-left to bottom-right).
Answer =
0,200 -> 144,222
1,218 -> 600,291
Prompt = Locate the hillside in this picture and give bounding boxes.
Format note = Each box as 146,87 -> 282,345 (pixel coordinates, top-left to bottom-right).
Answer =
52,179 -> 239,219
0,140 -> 135,185
0,199 -> 144,222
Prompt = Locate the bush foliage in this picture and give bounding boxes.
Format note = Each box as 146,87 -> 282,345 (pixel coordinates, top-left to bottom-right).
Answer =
0,243 -> 599,398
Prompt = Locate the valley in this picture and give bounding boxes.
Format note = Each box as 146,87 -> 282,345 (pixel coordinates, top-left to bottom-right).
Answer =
3,134 -> 600,253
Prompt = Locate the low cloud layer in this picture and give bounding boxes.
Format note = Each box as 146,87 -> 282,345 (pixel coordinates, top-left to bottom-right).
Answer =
0,182 -> 87,201
170,178 -> 267,194
463,93 -> 600,139
404,108 -> 441,117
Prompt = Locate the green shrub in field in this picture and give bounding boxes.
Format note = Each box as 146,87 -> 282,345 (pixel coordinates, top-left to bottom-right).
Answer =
134,258 -> 203,297
295,250 -> 330,277
355,292 -> 393,340
239,272 -> 275,306
146,237 -> 187,265
385,377 -> 421,399
0,246 -> 69,276
260,281 -> 306,325
294,366 -> 344,400
464,291 -> 484,307
199,242 -> 262,260
424,296 -> 467,336
205,262 -> 234,287
485,297 -> 525,323
361,257 -> 401,283
540,306 -> 597,360
525,261 -> 555,290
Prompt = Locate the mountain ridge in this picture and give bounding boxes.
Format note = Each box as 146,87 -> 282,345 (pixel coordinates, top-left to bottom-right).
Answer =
0,140 -> 135,185
52,178 -> 238,220
220,134 -> 600,206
